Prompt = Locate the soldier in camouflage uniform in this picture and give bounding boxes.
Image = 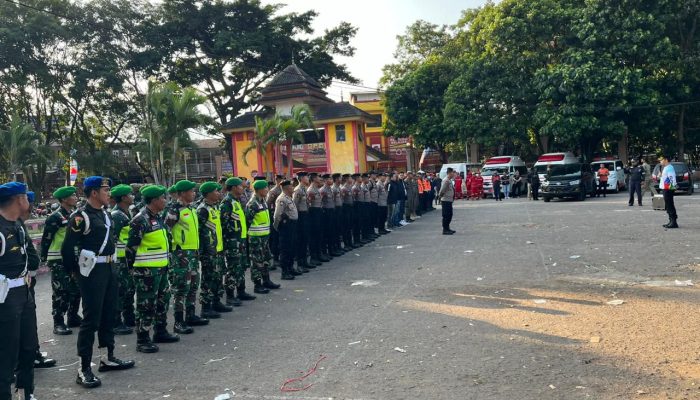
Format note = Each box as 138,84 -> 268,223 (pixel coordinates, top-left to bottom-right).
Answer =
40,185 -> 82,335
110,184 -> 135,336
266,175 -> 284,269
165,180 -> 208,334
197,182 -> 232,318
220,177 -> 256,306
126,185 -> 180,353
246,180 -> 280,293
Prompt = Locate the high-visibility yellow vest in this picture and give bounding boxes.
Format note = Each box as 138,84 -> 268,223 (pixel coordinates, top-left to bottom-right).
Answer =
205,205 -> 224,252
231,199 -> 247,239
47,226 -> 66,261
117,225 -> 130,258
171,206 -> 199,250
134,228 -> 169,267
248,207 -> 270,237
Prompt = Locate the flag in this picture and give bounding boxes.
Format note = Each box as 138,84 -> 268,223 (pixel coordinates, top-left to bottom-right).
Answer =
69,159 -> 78,186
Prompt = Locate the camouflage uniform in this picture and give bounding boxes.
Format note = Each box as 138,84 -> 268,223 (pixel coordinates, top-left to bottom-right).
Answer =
165,202 -> 200,315
126,208 -> 170,334
246,195 -> 272,281
112,206 -> 135,326
40,206 -> 80,321
220,193 -> 248,299
197,201 -> 225,307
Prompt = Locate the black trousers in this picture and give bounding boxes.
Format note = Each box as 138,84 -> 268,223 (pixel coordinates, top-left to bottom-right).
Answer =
295,211 -> 309,264
269,211 -> 279,261
334,207 -> 343,249
628,181 -> 642,205
596,181 -> 607,197
342,205 -> 354,246
321,208 -> 334,254
278,219 -> 296,274
77,262 -> 117,363
664,190 -> 677,220
531,185 -> 539,200
352,203 -> 362,242
368,203 -> 378,236
0,286 -> 37,400
442,201 -> 453,231
308,208 -> 322,258
377,206 -> 388,231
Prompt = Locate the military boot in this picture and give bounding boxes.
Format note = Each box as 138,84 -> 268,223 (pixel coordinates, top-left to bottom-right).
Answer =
226,289 -> 242,307
237,284 -> 257,300
113,317 -> 133,336
153,324 -> 180,343
136,331 -> 159,353
34,351 -> 56,368
281,264 -> 295,280
213,301 -> 233,313
263,272 -> 280,289
186,306 -> 210,326
305,258 -> 320,268
253,279 -> 270,294
173,311 -> 194,334
53,315 -> 72,335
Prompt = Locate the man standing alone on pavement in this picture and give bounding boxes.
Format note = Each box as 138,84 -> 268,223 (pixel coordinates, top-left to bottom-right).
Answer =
438,168 -> 456,235
628,159 -> 644,206
596,164 -> 609,197
659,155 -> 678,228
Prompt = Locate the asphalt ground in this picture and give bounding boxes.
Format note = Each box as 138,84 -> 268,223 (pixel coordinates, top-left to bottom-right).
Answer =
29,191 -> 700,400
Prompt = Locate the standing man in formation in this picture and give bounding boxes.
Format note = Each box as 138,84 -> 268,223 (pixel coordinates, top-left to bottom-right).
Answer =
307,173 -> 327,263
273,180 -> 298,280
61,176 -> 134,389
126,185 -> 179,354
351,174 -> 364,245
331,173 -> 345,253
0,182 -> 40,400
376,173 -> 390,234
110,184 -> 135,336
41,186 -> 82,336
340,174 -> 356,249
659,155 -> 678,228
438,168 -> 456,235
628,159 -> 645,207
246,180 -> 280,293
293,172 -> 314,270
266,175 -> 284,270
220,177 -> 255,306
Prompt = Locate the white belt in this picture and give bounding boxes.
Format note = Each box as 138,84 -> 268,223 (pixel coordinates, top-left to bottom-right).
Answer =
96,254 -> 116,263
8,277 -> 26,289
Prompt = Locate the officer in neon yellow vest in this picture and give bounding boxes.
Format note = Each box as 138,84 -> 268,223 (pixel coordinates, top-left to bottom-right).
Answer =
126,184 -> 180,353
165,179 -> 208,334
40,185 -> 81,335
109,184 -> 135,336
245,180 -> 280,293
197,181 -> 232,318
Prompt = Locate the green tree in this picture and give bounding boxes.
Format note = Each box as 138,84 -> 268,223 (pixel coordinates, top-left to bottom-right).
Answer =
0,115 -> 51,181
277,105 -> 315,176
242,114 -> 280,170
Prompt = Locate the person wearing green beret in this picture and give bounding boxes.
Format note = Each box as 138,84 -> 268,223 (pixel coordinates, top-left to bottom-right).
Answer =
164,180 -> 208,333
40,185 -> 82,336
110,184 -> 136,336
245,179 -> 280,293
220,177 -> 256,306
126,184 -> 179,353
196,182 -> 232,318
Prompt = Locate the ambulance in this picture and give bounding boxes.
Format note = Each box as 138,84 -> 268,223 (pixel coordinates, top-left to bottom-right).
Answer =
481,156 -> 528,198
533,152 -> 579,183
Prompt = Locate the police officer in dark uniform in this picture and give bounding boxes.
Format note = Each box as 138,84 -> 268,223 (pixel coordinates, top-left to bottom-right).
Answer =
0,182 -> 40,400
61,176 -> 135,389
628,159 -> 645,206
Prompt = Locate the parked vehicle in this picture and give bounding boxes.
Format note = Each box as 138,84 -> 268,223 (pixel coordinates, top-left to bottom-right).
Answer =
652,162 -> 694,194
533,152 -> 579,183
481,156 -> 528,198
591,158 -> 626,192
541,163 -> 596,202
438,162 -> 482,179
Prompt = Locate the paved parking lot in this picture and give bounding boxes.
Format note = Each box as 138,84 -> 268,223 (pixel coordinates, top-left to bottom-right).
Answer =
31,191 -> 700,399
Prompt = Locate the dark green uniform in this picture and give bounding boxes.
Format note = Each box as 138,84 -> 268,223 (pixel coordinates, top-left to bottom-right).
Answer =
164,202 -> 200,318
246,195 -> 271,282
197,201 -> 225,308
220,193 -> 250,303
111,206 -> 135,327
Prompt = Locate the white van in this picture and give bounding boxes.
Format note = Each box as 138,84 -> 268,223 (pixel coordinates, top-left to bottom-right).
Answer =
481,156 -> 528,198
533,152 -> 579,183
591,158 -> 626,192
438,162 -> 481,179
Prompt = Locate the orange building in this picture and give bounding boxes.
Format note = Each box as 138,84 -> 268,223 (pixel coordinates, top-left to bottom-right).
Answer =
220,64 -> 385,178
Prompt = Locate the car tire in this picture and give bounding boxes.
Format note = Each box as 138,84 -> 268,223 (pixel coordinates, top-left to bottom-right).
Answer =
543,196 -> 551,203
578,190 -> 586,201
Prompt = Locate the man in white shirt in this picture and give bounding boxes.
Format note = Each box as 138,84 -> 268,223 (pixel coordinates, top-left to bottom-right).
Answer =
659,155 -> 678,228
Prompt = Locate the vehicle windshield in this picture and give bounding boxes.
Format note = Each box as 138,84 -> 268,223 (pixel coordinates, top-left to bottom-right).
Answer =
548,164 -> 581,178
654,163 -> 688,175
591,162 -> 615,172
481,167 -> 507,176
534,165 -> 550,174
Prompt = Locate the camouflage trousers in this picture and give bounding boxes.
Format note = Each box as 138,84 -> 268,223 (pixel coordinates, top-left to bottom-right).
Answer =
132,267 -> 170,334
224,239 -> 248,290
248,236 -> 271,281
48,260 -> 80,317
168,249 -> 200,313
115,258 -> 135,319
200,252 -> 224,306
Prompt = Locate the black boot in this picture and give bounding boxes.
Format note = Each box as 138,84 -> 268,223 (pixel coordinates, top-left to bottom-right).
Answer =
34,351 -> 56,368
153,324 -> 180,343
186,306 -> 210,326
237,284 -> 257,300
318,254 -> 331,262
263,273 -> 280,290
66,311 -> 82,328
213,301 -> 233,313
254,279 -> 270,294
113,315 -> 133,335
667,218 -> 679,228
76,366 -> 101,388
305,259 -> 319,268
290,265 -> 303,276
136,331 -> 159,353
98,348 -> 135,372
173,311 -> 194,334
200,304 -> 221,319
53,315 -> 72,335
226,289 -> 242,307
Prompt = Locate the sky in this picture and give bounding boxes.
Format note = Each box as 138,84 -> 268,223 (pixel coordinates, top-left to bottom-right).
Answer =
263,0 -> 490,101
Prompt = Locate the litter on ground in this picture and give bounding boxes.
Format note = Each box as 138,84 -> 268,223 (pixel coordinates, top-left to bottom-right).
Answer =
606,299 -> 625,306
394,347 -> 407,353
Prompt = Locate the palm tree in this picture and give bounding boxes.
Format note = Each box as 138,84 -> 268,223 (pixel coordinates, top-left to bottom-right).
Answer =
0,115 -> 49,181
242,114 -> 280,171
276,105 -> 315,176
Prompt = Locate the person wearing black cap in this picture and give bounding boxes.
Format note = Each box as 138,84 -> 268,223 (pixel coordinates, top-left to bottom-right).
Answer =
61,177 -> 135,388
340,174 -> 356,249
293,172 -> 314,271
307,173 -> 329,263
0,182 -> 40,400
266,174 -> 285,270
273,180 -> 298,280
331,173 -> 345,252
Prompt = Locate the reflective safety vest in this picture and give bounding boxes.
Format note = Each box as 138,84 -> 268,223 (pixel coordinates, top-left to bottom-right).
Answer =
172,206 -> 200,250
248,206 -> 270,237
134,228 -> 170,267
117,225 -> 130,258
231,199 -> 247,239
204,204 -> 224,252
47,225 -> 66,261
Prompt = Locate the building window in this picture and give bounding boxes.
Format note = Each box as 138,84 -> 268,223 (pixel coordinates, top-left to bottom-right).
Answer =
367,113 -> 382,128
335,124 -> 346,142
122,149 -> 130,156
112,150 -> 120,157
